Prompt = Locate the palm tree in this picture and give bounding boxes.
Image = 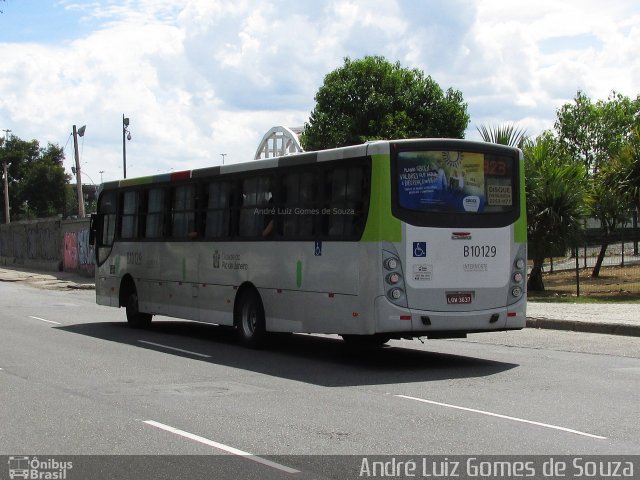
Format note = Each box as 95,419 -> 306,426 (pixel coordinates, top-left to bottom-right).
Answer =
477,123 -> 528,148
523,133 -> 590,291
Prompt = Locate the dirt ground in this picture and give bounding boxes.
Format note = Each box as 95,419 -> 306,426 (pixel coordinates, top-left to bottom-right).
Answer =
533,264 -> 640,299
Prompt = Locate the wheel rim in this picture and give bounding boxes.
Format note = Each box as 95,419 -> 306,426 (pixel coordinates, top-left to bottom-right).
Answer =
242,303 -> 257,337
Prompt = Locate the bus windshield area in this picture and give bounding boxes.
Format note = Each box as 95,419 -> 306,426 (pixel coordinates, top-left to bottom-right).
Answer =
396,150 -> 515,215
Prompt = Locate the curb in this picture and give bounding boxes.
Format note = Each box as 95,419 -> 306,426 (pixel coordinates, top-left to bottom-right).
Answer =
526,317 -> 640,337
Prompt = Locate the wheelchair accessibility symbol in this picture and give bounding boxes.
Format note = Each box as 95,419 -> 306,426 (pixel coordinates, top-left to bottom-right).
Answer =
413,242 -> 427,257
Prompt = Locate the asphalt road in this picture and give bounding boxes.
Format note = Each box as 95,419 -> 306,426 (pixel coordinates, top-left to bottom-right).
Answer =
1,281 -> 639,479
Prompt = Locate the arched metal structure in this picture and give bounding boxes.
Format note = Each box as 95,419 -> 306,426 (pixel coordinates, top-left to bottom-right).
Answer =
254,126 -> 304,160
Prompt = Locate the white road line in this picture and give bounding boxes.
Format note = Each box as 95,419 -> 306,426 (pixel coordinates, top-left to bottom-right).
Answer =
28,316 -> 62,325
137,340 -> 212,358
143,420 -> 300,474
395,394 -> 607,440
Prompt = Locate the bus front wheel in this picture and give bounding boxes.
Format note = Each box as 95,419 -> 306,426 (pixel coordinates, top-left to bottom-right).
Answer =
235,289 -> 266,348
125,291 -> 152,328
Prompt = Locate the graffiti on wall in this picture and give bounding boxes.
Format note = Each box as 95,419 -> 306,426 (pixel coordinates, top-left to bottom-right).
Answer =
64,232 -> 79,269
78,229 -> 95,269
63,229 -> 95,273
1,219 -> 94,276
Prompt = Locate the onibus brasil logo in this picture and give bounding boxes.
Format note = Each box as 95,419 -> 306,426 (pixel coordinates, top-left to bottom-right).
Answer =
8,456 -> 73,480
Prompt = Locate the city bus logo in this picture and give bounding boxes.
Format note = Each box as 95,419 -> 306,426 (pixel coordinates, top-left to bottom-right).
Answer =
413,242 -> 427,257
451,232 -> 472,240
8,456 -> 29,480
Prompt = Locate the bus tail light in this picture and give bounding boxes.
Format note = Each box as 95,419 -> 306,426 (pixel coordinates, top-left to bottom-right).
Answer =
383,250 -> 408,308
389,288 -> 403,300
508,245 -> 527,303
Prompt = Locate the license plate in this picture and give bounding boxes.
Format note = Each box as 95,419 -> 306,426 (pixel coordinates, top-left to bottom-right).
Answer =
446,292 -> 473,304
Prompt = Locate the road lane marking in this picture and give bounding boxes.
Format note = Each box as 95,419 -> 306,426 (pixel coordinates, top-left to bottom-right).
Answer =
143,420 -> 300,474
137,340 -> 211,358
395,394 -> 607,440
28,316 -> 62,325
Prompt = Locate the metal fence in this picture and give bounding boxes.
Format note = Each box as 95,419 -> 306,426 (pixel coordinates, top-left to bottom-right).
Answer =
533,224 -> 640,298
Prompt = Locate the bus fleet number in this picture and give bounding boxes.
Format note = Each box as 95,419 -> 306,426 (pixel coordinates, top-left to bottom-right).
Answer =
463,245 -> 497,258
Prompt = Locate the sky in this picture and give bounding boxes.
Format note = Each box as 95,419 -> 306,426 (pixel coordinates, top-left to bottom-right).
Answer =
0,0 -> 639,185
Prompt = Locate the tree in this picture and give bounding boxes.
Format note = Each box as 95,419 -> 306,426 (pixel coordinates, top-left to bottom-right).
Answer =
611,127 -> 640,215
301,56 -> 470,151
0,135 -> 70,221
555,90 -> 640,173
589,160 -> 632,277
555,90 -> 640,277
477,123 -> 528,148
523,132 -> 590,291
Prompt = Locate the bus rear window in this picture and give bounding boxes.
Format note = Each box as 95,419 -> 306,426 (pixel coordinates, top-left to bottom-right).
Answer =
396,150 -> 515,214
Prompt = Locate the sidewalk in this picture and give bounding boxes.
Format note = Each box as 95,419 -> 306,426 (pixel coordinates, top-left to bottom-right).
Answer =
526,302 -> 639,337
0,266 -> 638,337
0,266 -> 95,291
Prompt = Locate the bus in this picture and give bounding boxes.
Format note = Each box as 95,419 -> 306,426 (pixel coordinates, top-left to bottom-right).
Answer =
90,138 -> 526,348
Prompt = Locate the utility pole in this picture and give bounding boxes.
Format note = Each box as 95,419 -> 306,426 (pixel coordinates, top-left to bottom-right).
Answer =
73,125 -> 86,218
2,128 -> 11,224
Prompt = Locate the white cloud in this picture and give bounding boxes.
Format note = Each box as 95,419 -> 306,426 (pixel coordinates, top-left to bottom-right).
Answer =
0,0 -> 638,184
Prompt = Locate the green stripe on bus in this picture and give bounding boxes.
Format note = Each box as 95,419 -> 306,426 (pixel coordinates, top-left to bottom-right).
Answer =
120,176 -> 154,187
514,156 -> 527,243
361,154 -> 401,242
296,260 -> 302,288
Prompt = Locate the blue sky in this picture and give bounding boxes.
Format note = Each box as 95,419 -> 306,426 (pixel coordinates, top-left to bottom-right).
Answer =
1,0 -> 639,184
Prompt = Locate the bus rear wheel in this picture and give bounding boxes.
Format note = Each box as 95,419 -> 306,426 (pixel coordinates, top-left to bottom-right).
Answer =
125,291 -> 152,328
235,289 -> 266,348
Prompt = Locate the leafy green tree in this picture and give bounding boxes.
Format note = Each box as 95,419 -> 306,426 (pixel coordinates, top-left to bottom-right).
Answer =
589,160 -> 632,277
611,127 -> 640,215
601,126 -> 640,257
301,56 -> 470,150
477,123 -> 527,148
555,90 -> 640,172
523,132 -> 590,291
20,144 -> 69,218
0,136 -> 70,221
555,90 -> 640,277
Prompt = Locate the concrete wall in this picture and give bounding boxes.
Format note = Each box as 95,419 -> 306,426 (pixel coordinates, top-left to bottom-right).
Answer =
0,218 -> 94,277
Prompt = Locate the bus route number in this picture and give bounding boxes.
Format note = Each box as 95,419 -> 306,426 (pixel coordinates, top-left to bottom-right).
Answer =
463,245 -> 497,258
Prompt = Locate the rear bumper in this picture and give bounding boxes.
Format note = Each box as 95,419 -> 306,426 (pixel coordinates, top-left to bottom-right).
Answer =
375,295 -> 526,335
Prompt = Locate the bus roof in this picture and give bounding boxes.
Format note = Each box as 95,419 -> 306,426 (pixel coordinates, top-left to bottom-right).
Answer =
100,138 -> 519,190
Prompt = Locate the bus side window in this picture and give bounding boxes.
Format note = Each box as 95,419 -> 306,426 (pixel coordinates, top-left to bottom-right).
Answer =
281,171 -> 317,239
205,181 -> 230,238
120,191 -> 139,239
325,164 -> 366,239
171,184 -> 196,238
239,176 -> 272,238
145,188 -> 165,239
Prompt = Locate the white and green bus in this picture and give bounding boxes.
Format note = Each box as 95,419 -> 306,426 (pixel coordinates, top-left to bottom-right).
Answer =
90,139 -> 527,347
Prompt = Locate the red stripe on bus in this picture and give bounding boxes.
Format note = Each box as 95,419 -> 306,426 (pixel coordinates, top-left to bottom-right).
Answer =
170,170 -> 191,181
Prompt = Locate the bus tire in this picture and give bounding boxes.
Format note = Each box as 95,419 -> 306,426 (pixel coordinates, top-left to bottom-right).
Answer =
125,291 -> 152,328
341,334 -> 390,348
235,289 -> 266,348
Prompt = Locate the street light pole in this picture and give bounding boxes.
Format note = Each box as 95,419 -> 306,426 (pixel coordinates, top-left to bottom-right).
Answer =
220,153 -> 227,165
73,125 -> 86,218
2,128 -> 11,224
122,115 -> 131,179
